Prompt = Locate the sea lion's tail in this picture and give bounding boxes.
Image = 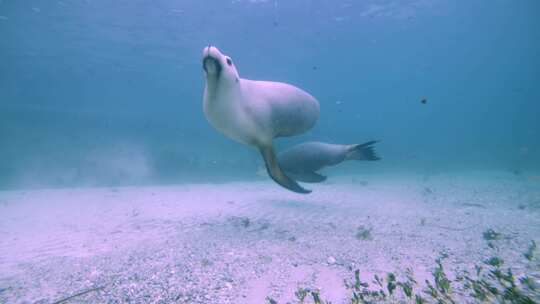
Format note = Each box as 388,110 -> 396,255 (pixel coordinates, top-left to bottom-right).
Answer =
346,141 -> 381,161
259,145 -> 312,194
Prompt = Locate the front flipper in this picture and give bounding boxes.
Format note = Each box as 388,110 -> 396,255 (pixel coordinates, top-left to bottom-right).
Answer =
259,145 -> 311,194
287,171 -> 327,183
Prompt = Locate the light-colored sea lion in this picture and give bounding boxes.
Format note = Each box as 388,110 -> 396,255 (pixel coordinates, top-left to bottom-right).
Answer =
277,141 -> 380,183
202,46 -> 320,193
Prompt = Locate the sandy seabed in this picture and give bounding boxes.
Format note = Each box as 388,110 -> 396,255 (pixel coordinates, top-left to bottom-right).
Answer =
0,171 -> 539,303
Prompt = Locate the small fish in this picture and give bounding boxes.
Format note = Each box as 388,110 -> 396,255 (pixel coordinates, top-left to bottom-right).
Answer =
421,97 -> 427,104
461,203 -> 486,209
528,175 -> 540,182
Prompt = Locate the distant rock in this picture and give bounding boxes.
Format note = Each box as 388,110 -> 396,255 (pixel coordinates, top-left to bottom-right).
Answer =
327,256 -> 336,265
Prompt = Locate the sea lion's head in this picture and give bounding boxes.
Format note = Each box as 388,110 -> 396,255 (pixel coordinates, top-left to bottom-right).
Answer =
202,46 -> 239,86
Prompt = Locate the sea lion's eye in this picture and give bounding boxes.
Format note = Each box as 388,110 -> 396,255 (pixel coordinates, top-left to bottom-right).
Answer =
226,58 -> 232,66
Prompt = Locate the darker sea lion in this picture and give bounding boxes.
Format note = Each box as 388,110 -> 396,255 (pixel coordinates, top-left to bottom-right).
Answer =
278,141 -> 380,183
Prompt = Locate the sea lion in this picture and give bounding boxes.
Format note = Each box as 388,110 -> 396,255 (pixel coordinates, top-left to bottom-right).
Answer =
277,141 -> 380,183
202,46 -> 320,193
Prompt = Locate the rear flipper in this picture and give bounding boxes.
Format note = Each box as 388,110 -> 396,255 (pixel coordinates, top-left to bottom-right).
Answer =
287,171 -> 327,183
259,145 -> 311,194
346,140 -> 381,161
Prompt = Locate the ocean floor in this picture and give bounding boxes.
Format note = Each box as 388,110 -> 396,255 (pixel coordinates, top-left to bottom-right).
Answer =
1,171 -> 539,303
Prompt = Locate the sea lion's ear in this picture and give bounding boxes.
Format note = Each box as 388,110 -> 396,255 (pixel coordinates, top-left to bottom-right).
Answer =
259,145 -> 311,194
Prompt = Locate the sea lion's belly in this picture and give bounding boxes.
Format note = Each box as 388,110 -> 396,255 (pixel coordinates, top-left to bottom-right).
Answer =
242,80 -> 320,138
269,97 -> 319,137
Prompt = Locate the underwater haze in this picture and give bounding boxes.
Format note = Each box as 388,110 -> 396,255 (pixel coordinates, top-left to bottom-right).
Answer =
1,0 -> 539,189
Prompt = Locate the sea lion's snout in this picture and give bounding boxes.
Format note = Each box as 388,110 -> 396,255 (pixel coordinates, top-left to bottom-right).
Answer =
202,46 -> 223,76
203,56 -> 221,75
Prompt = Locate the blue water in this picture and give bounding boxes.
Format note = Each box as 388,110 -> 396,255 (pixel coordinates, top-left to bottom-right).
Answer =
1,0 -> 539,189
